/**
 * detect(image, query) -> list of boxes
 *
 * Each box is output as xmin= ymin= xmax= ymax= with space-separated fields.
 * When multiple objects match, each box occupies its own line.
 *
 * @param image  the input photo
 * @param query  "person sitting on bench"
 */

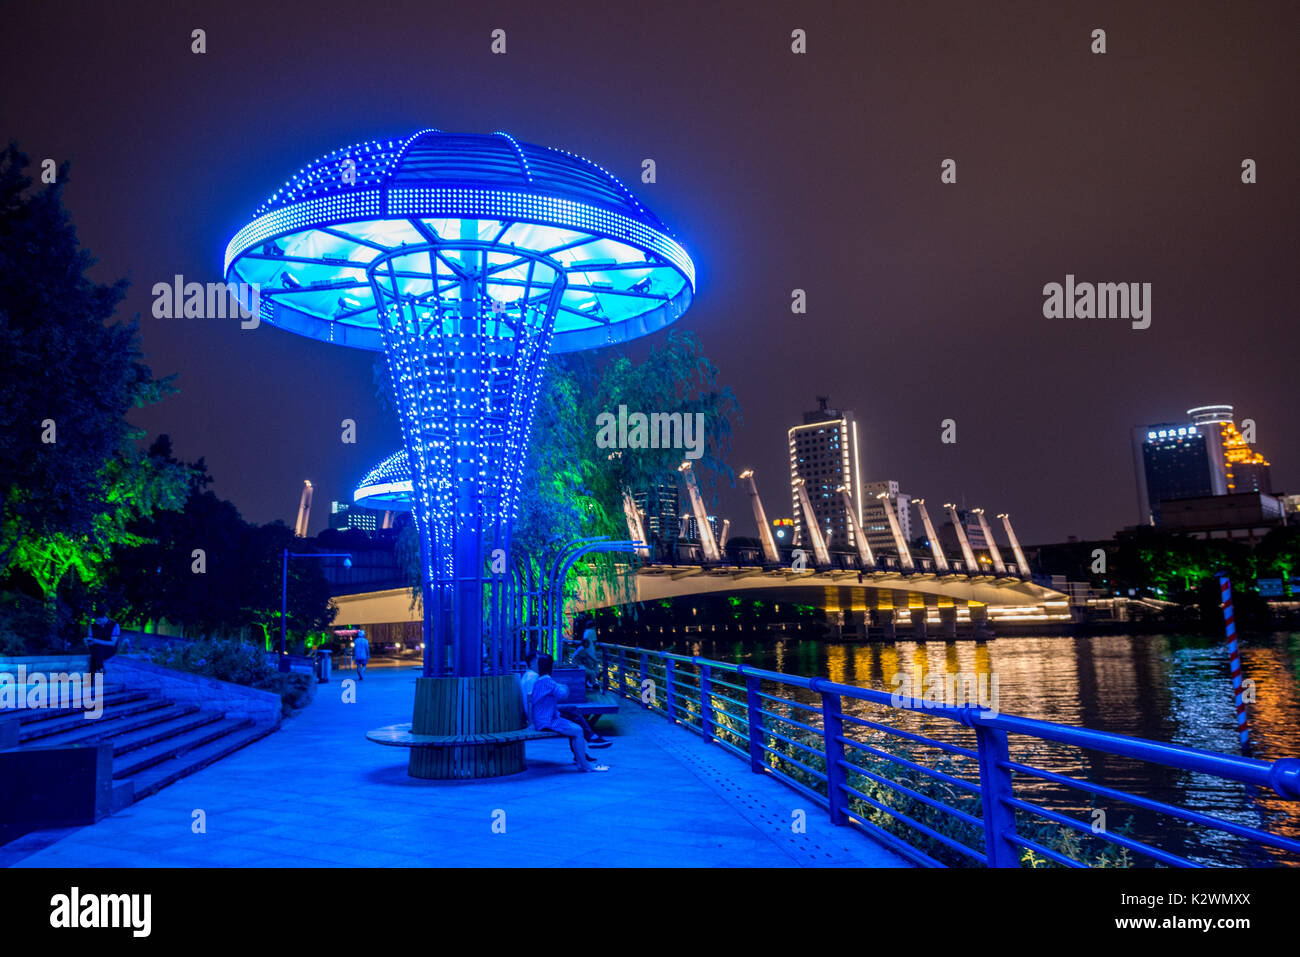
xmin=86 ymin=612 xmax=122 ymax=674
xmin=520 ymin=648 xmax=611 ymax=749
xmin=530 ymin=654 xmax=609 ymax=772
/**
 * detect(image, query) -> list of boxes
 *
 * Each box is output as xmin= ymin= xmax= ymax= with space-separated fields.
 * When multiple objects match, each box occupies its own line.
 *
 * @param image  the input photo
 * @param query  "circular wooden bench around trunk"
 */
xmin=366 ymin=675 xmax=548 ymax=779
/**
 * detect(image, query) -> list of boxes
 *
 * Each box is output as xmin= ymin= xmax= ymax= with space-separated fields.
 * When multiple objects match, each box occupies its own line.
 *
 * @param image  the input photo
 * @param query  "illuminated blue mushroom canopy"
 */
xmin=226 ymin=130 xmax=696 ymax=679
xmin=354 ymin=451 xmax=412 ymax=511
xmin=224 ymin=130 xmax=695 ymax=352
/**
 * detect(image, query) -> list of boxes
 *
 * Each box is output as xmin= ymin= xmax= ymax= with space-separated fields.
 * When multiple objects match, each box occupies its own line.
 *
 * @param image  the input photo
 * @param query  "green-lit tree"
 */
xmin=1257 ymin=526 xmax=1300 ymax=598
xmin=6 ymin=436 xmax=191 ymax=633
xmin=516 ymin=331 xmax=741 ymax=621
xmin=0 ymin=144 xmax=188 ymax=641
xmin=383 ymin=332 xmax=742 ymax=635
xmin=107 ymin=444 xmax=336 ymax=644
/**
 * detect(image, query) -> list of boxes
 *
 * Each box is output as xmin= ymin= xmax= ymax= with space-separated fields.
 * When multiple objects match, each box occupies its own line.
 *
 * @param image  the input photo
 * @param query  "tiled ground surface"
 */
xmin=3 ymin=665 xmax=906 ymax=868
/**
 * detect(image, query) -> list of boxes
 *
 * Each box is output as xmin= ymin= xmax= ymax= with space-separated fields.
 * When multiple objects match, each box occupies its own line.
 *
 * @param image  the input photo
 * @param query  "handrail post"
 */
xmin=975 ymin=724 xmax=1020 ymax=867
xmin=699 ymin=663 xmax=714 ymax=739
xmin=617 ymin=647 xmax=628 ymax=697
xmin=665 ymin=658 xmax=677 ymax=722
xmin=819 ymin=690 xmax=847 ymax=825
xmin=639 ymin=652 xmax=649 ymax=708
xmin=600 ymin=645 xmax=609 ymax=694
xmin=744 ymin=673 xmax=765 ymax=772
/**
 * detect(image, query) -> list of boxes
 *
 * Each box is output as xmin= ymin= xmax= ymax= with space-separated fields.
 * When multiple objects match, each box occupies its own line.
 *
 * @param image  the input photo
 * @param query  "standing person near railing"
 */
xmin=530 ymin=654 xmax=609 ymax=772
xmin=570 ymin=621 xmax=602 ymax=690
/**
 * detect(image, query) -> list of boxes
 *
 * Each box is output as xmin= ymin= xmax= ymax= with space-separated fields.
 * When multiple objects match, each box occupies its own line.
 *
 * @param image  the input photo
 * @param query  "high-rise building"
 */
xmin=1133 ymin=405 xmax=1273 ymax=526
xmin=328 ymin=500 xmax=381 ymax=534
xmin=632 ymin=480 xmax=680 ymax=546
xmin=938 ymin=507 xmax=986 ymax=554
xmin=788 ymin=396 xmax=864 ymax=550
xmin=861 ymin=479 xmax=912 ymax=556
xmin=683 ymin=514 xmax=721 ymax=542
xmin=1189 ymin=405 xmax=1273 ymax=495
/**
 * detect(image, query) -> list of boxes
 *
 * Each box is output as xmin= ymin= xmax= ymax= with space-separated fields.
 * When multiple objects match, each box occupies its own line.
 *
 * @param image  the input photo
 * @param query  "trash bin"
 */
xmin=316 ymin=649 xmax=332 ymax=684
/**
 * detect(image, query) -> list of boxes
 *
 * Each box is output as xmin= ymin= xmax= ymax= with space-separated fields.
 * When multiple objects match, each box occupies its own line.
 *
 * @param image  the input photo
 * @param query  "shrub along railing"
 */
xmin=595 ymin=642 xmax=1300 ymax=868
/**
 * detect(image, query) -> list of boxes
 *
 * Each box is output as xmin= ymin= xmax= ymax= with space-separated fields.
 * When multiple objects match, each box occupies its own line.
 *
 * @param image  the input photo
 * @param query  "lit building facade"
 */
xmin=683 ymin=514 xmax=721 ymax=542
xmin=632 ymin=480 xmax=680 ymax=550
xmin=328 ymin=500 xmax=382 ymax=534
xmin=1133 ymin=405 xmax=1273 ymax=526
xmin=862 ymin=479 xmax=912 ymax=556
xmin=788 ymin=397 xmax=864 ymax=551
xmin=939 ymin=507 xmax=986 ymax=554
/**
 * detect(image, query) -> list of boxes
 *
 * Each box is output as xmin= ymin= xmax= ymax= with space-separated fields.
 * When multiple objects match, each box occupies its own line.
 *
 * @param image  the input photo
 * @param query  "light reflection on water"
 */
xmin=642 ymin=631 xmax=1300 ymax=866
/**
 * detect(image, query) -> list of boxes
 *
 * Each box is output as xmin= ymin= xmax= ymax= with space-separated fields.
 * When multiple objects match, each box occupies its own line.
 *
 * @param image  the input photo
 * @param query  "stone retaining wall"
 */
xmin=103 ymin=657 xmax=281 ymax=728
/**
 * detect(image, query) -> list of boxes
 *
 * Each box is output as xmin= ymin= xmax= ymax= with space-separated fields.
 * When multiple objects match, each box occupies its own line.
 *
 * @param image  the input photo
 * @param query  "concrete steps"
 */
xmin=20 ymin=702 xmax=196 ymax=749
xmin=12 ymin=689 xmax=150 ymax=738
xmin=122 ymin=723 xmax=276 ymax=802
xmin=6 ymin=674 xmax=276 ymax=820
xmin=17 ymin=693 xmax=170 ymax=743
xmin=113 ymin=717 xmax=256 ymax=778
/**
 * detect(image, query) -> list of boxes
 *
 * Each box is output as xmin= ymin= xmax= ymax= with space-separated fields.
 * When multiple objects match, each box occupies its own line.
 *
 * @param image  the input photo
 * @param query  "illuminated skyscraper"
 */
xmin=788 ymin=397 xmax=864 ymax=550
xmin=1132 ymin=405 xmax=1272 ymax=526
xmin=1189 ymin=405 xmax=1272 ymax=495
xmin=632 ymin=480 xmax=680 ymax=550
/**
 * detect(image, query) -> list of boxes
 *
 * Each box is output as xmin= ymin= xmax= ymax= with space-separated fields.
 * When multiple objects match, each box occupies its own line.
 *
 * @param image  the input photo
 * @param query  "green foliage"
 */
xmin=105 ymin=448 xmax=336 ymax=641
xmin=6 ymin=435 xmax=191 ymax=604
xmin=0 ymin=144 xmax=190 ymax=641
xmin=1114 ymin=528 xmax=1255 ymax=598
xmin=148 ymin=637 xmax=317 ymax=716
xmin=0 ymin=143 xmax=177 ymax=575
xmin=379 ymin=324 xmax=742 ymax=620
xmin=0 ymin=592 xmax=50 ymax=655
xmin=150 ymin=637 xmax=274 ymax=687
xmin=1257 ymin=526 xmax=1300 ymax=596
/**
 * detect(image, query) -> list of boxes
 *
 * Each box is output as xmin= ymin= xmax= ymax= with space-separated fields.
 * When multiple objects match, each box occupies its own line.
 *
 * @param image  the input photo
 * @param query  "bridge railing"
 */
xmin=663 ymin=544 xmax=1031 ymax=581
xmin=595 ymin=642 xmax=1300 ymax=868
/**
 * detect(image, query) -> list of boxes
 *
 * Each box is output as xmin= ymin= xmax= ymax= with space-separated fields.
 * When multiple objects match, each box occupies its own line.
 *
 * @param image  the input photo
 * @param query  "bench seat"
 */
xmin=367 ymin=723 xmax=561 ymax=748
xmin=565 ymin=692 xmax=618 ymax=716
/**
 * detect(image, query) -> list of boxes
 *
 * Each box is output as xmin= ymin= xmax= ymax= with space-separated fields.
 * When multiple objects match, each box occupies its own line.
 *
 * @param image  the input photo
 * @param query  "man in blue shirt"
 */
xmin=530 ymin=654 xmax=608 ymax=772
xmin=520 ymin=648 xmax=610 ymax=748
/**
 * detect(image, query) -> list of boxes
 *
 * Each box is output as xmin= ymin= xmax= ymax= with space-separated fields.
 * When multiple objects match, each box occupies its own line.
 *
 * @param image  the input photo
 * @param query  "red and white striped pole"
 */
xmin=1215 ymin=572 xmax=1250 ymax=755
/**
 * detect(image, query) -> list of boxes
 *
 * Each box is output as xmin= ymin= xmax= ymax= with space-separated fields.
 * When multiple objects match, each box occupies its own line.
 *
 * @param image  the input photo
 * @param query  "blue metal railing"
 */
xmin=593 ymin=641 xmax=1300 ymax=868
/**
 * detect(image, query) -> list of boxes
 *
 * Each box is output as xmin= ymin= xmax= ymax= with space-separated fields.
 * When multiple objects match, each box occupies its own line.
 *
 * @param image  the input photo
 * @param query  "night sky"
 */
xmin=3 ymin=1 xmax=1295 ymax=544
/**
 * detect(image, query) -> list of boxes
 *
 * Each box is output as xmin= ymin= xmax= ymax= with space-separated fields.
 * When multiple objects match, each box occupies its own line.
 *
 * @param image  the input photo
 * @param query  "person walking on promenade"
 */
xmin=353 ymin=629 xmax=370 ymax=680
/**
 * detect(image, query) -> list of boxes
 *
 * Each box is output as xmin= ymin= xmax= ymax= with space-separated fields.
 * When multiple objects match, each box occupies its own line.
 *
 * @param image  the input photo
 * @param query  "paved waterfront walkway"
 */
xmin=3 ymin=666 xmax=905 ymax=868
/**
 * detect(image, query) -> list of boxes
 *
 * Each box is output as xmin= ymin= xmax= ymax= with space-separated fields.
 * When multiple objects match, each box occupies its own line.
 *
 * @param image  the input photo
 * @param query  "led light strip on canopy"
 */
xmin=354 ymin=451 xmax=413 ymax=511
xmin=226 ymin=130 xmax=697 ymax=678
xmin=224 ymin=130 xmax=695 ymax=354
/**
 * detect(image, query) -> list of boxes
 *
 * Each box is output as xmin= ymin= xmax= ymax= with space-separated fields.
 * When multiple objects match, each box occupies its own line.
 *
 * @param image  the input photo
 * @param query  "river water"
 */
xmin=625 ymin=630 xmax=1300 ymax=866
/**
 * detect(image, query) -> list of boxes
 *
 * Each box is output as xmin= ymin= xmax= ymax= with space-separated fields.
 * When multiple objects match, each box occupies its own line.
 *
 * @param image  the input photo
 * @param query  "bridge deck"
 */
xmin=2 ymin=665 xmax=907 ymax=868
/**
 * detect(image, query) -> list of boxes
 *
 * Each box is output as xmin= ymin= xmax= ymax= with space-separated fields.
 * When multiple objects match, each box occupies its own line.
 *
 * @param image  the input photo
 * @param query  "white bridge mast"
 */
xmin=912 ymin=499 xmax=949 ymax=573
xmin=679 ymin=462 xmax=721 ymax=563
xmin=741 ymin=469 xmax=781 ymax=564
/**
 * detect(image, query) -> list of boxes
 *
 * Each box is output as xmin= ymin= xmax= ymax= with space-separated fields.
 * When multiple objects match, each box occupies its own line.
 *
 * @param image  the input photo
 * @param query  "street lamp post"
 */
xmin=280 ymin=550 xmax=352 ymax=673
